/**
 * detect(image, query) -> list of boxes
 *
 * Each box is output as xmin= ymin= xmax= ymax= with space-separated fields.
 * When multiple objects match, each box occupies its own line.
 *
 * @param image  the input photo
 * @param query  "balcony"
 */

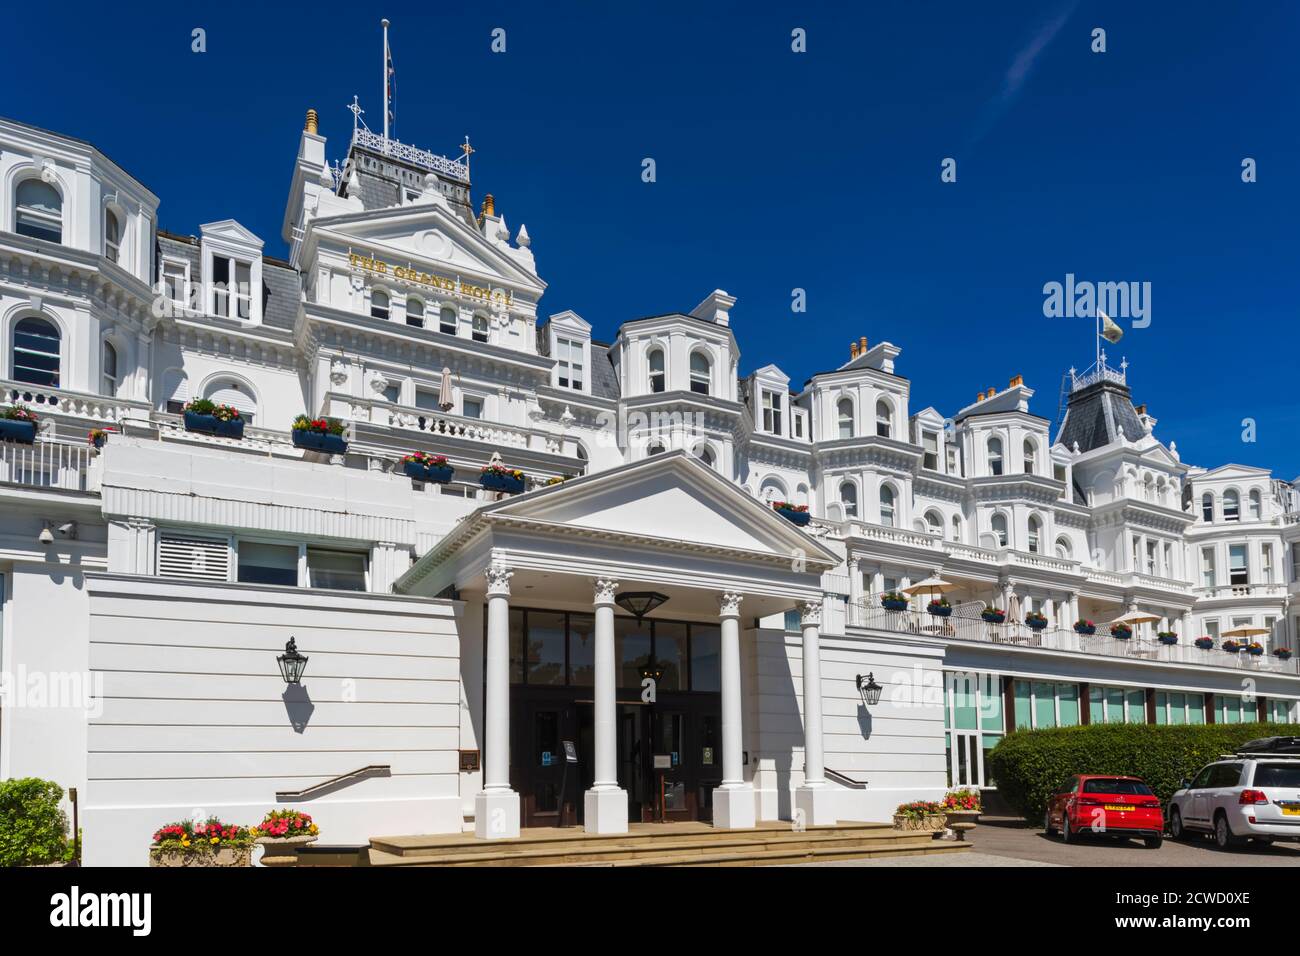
xmin=2 ymin=378 xmax=152 ymax=426
xmin=1194 ymin=583 xmax=1287 ymax=601
xmin=0 ymin=438 xmax=97 ymax=493
xmin=854 ymin=603 xmax=1299 ymax=675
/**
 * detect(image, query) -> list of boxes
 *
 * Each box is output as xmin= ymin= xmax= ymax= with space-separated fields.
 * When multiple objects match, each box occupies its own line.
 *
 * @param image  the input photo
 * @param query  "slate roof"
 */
xmin=1055 ymin=379 xmax=1146 ymax=453
xmin=589 ymin=342 xmax=620 ymax=400
xmin=155 ymin=231 xmax=300 ymax=332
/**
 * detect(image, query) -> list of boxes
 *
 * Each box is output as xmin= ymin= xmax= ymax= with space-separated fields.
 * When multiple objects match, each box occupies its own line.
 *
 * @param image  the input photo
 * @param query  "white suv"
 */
xmin=1168 ymin=738 xmax=1300 ymax=849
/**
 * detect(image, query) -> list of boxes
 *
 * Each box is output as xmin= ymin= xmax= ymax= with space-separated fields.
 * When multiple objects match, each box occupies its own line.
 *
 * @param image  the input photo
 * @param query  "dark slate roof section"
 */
xmin=590 ymin=343 xmax=620 ymax=400
xmin=156 ymin=232 xmax=200 ymax=278
xmin=261 ymin=260 xmax=301 ymax=332
xmin=1056 ymin=379 xmax=1146 ymax=453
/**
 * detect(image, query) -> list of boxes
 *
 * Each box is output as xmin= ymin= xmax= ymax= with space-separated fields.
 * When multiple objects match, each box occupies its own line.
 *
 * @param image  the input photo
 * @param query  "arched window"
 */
xmin=646 ymin=440 xmax=666 ymax=456
xmin=203 ymin=378 xmax=257 ymax=424
xmin=759 ymin=477 xmax=788 ymax=502
xmin=1201 ymin=492 xmax=1214 ymax=522
xmin=1223 ymin=489 xmax=1240 ymax=522
xmin=839 ymin=480 xmax=858 ymax=518
xmin=988 ymin=437 xmax=1004 ymax=476
xmin=370 ymin=289 xmax=390 ymax=320
xmin=472 ymin=313 xmax=489 ymax=342
xmin=1248 ymin=489 xmax=1262 ymax=520
xmin=951 ymin=514 xmax=962 ymax=542
xmin=837 ymin=398 xmax=854 ymax=439
xmin=689 ymin=351 xmax=711 ymax=395
xmin=1023 ymin=438 xmax=1036 ymax=474
xmin=924 ymin=510 xmax=943 ymax=536
xmin=104 ymin=209 xmax=121 ymax=263
xmin=647 ymin=348 xmax=665 ymax=393
xmin=1027 ymin=515 xmax=1041 ymax=553
xmin=102 ymin=340 xmax=119 ymax=396
xmin=12 ymin=316 xmax=61 ymax=387
xmin=875 ymin=399 xmax=892 ymax=438
xmin=879 ymin=484 xmax=896 ymax=526
xmin=15 ymin=179 xmax=62 ymax=243
xmin=439 ymin=306 xmax=457 ymax=335
xmin=1055 ymin=536 xmax=1072 ymax=560
xmin=696 ymin=445 xmax=716 ymax=468
xmin=406 ymin=297 xmax=424 ymax=328
xmin=991 ymin=512 xmax=1008 ymax=548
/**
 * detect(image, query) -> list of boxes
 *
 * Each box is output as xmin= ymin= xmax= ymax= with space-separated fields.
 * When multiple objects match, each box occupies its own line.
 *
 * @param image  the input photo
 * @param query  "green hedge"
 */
xmin=986 ymin=722 xmax=1294 ymax=823
xmin=0 ymin=777 xmax=71 ymax=867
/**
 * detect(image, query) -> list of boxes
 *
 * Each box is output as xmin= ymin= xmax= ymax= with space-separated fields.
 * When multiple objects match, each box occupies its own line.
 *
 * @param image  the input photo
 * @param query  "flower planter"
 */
xmin=480 ymin=472 xmax=525 ymax=494
xmin=1025 ymin=618 xmax=1048 ymax=632
xmin=1222 ymin=643 xmax=1242 ymax=654
xmin=927 ymin=604 xmax=952 ymax=618
xmin=1275 ymin=650 xmax=1293 ymax=661
xmin=292 ymin=429 xmax=348 ymax=454
xmin=404 ymin=461 xmax=455 ymax=484
xmin=149 ymin=845 xmax=252 ymax=868
xmin=774 ymin=506 xmax=811 ymax=527
xmin=1158 ymin=635 xmax=1179 ymax=646
xmin=255 ymin=834 xmax=317 ymax=867
xmin=1195 ymin=639 xmax=1214 ymax=650
xmin=184 ymin=411 xmax=244 ymax=439
xmin=91 ymin=434 xmax=107 ymax=449
xmin=981 ymin=611 xmax=1006 ymax=624
xmin=893 ymin=813 xmax=946 ymax=832
xmin=1111 ymin=629 xmax=1133 ymax=641
xmin=1247 ymin=646 xmax=1264 ymax=656
xmin=0 ymin=419 xmax=36 ymax=444
xmin=943 ymin=809 xmax=980 ymax=841
xmin=881 ymin=599 xmax=909 ymax=612
xmin=1074 ymin=624 xmax=1096 ymax=636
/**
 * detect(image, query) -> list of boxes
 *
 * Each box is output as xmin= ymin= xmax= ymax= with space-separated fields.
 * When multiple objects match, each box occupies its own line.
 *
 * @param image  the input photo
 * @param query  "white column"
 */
xmin=712 ymin=590 xmax=755 ymax=829
xmin=847 ymin=556 xmax=863 ymax=627
xmin=794 ymin=597 xmax=836 ymax=826
xmin=584 ymin=577 xmax=628 ymax=834
xmin=475 ymin=552 xmax=520 ymax=839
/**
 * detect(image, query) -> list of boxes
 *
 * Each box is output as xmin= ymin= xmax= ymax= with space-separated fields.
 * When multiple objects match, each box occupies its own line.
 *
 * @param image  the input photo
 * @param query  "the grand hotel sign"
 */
xmin=348 ymin=248 xmax=513 ymax=310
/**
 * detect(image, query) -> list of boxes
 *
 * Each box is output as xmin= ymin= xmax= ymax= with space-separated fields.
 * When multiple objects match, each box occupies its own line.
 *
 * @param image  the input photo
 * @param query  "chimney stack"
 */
xmin=986 ymin=387 xmax=997 ymax=399
xmin=304 ymin=109 xmax=319 ymax=134
xmin=481 ymin=194 xmax=495 ymax=217
xmin=1135 ymin=403 xmax=1147 ymax=416
xmin=1009 ymin=374 xmax=1024 ymax=388
xmin=850 ymin=341 xmax=859 ymax=359
xmin=859 ymin=336 xmax=868 ymax=353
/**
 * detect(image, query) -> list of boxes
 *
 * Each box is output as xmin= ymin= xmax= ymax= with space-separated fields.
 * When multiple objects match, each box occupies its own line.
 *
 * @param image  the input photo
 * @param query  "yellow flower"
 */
xmin=181 ymin=838 xmax=191 ymax=847
xmin=310 ymin=824 xmax=319 ymax=834
xmin=211 ymin=837 xmax=219 ymax=844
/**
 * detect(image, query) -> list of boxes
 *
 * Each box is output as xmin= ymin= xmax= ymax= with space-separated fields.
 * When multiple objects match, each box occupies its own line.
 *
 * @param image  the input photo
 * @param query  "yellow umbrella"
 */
xmin=1222 ymin=626 xmax=1271 ymax=639
xmin=1106 ymin=610 xmax=1162 ymax=627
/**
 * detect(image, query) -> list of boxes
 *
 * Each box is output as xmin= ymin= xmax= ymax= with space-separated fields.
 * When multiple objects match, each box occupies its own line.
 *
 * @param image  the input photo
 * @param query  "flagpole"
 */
xmin=1096 ymin=307 xmax=1101 ymax=372
xmin=382 ymin=18 xmax=390 ymax=140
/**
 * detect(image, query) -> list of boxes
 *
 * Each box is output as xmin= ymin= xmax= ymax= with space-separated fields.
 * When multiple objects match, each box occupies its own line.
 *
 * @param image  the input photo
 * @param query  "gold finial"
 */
xmin=305 ymin=109 xmax=319 ymax=134
xmin=482 ymin=194 xmax=495 ymax=217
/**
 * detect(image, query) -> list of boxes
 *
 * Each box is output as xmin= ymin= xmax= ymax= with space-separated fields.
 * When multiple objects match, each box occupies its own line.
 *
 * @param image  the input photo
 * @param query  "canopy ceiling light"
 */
xmin=277 ymin=637 xmax=309 ymax=685
xmin=856 ymin=672 xmax=883 ymax=708
xmin=614 ymin=591 xmax=669 ymax=620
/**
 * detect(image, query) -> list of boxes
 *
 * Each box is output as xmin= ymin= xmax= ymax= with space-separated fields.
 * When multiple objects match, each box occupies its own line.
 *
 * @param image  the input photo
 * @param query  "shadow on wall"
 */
xmin=282 ymin=683 xmax=315 ymax=733
xmin=856 ymin=704 xmax=873 ymax=739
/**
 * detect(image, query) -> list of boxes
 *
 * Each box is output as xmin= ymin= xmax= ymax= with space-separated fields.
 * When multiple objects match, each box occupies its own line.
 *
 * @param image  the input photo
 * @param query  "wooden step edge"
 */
xmin=589 ymin=842 xmax=975 ymax=868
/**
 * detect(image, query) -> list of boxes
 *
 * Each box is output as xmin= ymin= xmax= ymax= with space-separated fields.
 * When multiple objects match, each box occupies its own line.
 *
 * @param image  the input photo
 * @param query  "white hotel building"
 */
xmin=1 ymin=109 xmax=1298 ymax=865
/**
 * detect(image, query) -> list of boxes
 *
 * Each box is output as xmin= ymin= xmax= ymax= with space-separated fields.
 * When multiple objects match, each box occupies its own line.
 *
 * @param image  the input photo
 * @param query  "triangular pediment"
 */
xmin=1197 ymin=463 xmax=1271 ymax=481
xmin=200 ymin=219 xmax=263 ymax=249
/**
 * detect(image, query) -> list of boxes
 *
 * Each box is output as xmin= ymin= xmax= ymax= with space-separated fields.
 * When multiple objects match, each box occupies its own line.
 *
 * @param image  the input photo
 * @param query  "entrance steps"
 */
xmin=365 ymin=820 xmax=970 ymax=867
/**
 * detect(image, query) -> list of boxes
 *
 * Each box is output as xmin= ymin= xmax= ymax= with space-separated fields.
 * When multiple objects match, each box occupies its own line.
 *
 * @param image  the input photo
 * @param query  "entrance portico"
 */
xmin=395 ymin=451 xmax=841 ymax=839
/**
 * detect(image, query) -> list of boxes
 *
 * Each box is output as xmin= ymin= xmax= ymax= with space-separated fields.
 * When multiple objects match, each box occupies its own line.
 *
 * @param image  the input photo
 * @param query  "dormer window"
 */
xmin=212 ymin=255 xmax=253 ymax=319
xmin=761 ymin=390 xmax=782 ymax=434
xmin=15 ymin=179 xmax=62 ymax=244
xmin=648 ymin=348 xmax=665 ymax=393
xmin=922 ymin=431 xmax=939 ymax=470
xmin=988 ymin=437 xmax=1004 ymax=476
xmin=104 ymin=209 xmax=121 ymax=263
xmin=792 ymin=411 xmax=805 ymax=439
xmin=689 ymin=351 xmax=711 ymax=395
xmin=370 ymin=289 xmax=390 ymax=320
xmin=406 ymin=297 xmax=424 ymax=327
xmin=875 ymin=399 xmax=892 ymax=438
xmin=556 ymin=336 xmax=584 ymax=390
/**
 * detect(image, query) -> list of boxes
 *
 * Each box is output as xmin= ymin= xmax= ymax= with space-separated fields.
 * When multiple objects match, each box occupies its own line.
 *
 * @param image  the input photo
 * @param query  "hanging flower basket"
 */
xmin=772 ymin=501 xmax=811 ymax=526
xmin=402 ymin=452 xmax=453 ymax=483
xmin=0 ymin=404 xmax=38 ymax=444
xmin=1110 ymin=624 xmax=1133 ymax=641
xmin=1246 ymin=642 xmax=1265 ymax=656
xmin=1275 ymin=648 xmax=1293 ymax=661
xmin=480 ymin=464 xmax=525 ymax=494
xmin=980 ymin=607 xmax=1006 ymax=624
xmin=291 ymin=415 xmax=348 ymax=454
xmin=880 ymin=592 xmax=909 ymax=612
xmin=1157 ymin=632 xmax=1179 ymax=646
xmin=1194 ymin=637 xmax=1215 ymax=650
xmin=1025 ymin=612 xmax=1049 ymax=631
xmin=1222 ymin=640 xmax=1242 ymax=653
xmin=927 ymin=599 xmax=952 ymax=617
xmin=87 ymin=427 xmax=113 ymax=449
xmin=1074 ymin=620 xmax=1096 ymax=636
xmin=182 ymin=399 xmax=244 ymax=439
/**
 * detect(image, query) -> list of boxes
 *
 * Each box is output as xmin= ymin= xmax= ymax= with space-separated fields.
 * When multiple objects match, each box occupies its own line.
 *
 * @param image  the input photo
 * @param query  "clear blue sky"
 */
xmin=5 ymin=1 xmax=1297 ymax=475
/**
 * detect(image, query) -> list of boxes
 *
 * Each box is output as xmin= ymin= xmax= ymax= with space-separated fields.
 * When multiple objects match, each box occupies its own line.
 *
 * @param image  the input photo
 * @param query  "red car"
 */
xmin=1043 ymin=774 xmax=1164 ymax=848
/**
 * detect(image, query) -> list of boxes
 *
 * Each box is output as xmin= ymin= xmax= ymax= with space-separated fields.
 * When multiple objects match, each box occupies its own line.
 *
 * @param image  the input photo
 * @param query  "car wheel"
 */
xmin=1169 ymin=807 xmax=1185 ymax=840
xmin=1044 ymin=808 xmax=1057 ymax=836
xmin=1144 ymin=835 xmax=1163 ymax=849
xmin=1061 ymin=815 xmax=1074 ymax=844
xmin=1213 ymin=813 xmax=1244 ymax=850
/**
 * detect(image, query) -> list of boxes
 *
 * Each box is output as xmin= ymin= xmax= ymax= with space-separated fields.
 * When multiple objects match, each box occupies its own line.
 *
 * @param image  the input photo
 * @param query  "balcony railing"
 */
xmin=1195 ymin=583 xmax=1287 ymax=600
xmin=854 ymin=602 xmax=1299 ymax=675
xmin=0 ymin=439 xmax=96 ymax=493
xmin=2 ymin=379 xmax=152 ymax=424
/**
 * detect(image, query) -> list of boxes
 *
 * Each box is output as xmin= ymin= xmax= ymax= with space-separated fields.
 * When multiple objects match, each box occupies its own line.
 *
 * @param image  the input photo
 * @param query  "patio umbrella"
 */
xmin=1106 ymin=610 xmax=1162 ymax=627
xmin=1006 ymin=593 xmax=1022 ymax=623
xmin=437 ymin=367 xmax=455 ymax=410
xmin=902 ymin=575 xmax=958 ymax=606
xmin=1221 ymin=626 xmax=1271 ymax=639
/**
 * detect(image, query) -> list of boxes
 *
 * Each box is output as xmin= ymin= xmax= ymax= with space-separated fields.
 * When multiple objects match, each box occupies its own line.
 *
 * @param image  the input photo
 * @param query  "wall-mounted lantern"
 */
xmin=856 ymin=672 xmax=883 ymax=708
xmin=277 ymin=637 xmax=309 ymax=685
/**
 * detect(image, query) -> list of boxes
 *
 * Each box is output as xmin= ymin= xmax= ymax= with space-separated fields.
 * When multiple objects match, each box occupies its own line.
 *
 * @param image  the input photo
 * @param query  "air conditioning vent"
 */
xmin=158 ymin=531 xmax=230 ymax=582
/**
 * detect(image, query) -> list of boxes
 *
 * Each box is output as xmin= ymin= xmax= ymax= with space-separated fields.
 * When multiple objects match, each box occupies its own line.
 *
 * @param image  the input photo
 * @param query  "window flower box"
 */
xmin=1194 ymin=637 xmax=1215 ymax=650
xmin=1110 ymin=624 xmax=1133 ymax=640
xmin=1222 ymin=640 xmax=1242 ymax=653
xmin=0 ymin=405 xmax=38 ymax=444
xmin=1074 ymin=620 xmax=1096 ymax=636
xmin=182 ymin=399 xmax=244 ymax=439
xmin=1157 ymin=632 xmax=1179 ymax=646
xmin=401 ymin=452 xmax=453 ymax=484
xmin=927 ymin=599 xmax=952 ymax=617
xmin=1274 ymin=648 xmax=1293 ymax=661
xmin=480 ymin=464 xmax=526 ymax=494
xmin=149 ymin=818 xmax=255 ymax=868
xmin=980 ymin=607 xmax=1006 ymax=624
xmin=771 ymin=501 xmax=811 ymax=526
xmin=1025 ymin=612 xmax=1048 ymax=631
xmin=880 ymin=592 xmax=909 ymax=612
xmin=1246 ymin=642 xmax=1265 ymax=656
xmin=291 ymin=415 xmax=347 ymax=454
xmin=87 ymin=427 xmax=112 ymax=449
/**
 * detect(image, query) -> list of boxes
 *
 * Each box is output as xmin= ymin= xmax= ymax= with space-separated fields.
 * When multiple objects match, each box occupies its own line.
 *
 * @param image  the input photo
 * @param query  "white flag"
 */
xmin=1099 ymin=309 xmax=1123 ymax=344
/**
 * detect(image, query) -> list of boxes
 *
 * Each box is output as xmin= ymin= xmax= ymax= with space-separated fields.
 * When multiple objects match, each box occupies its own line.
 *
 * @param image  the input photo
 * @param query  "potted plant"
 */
xmin=927 ymin=597 xmax=952 ymax=617
xmin=1110 ymin=623 xmax=1133 ymax=641
xmin=1274 ymin=647 xmax=1293 ymax=661
xmin=182 ymin=398 xmax=244 ymax=439
xmin=1194 ymin=637 xmax=1215 ymax=650
xmin=1246 ymin=641 xmax=1265 ymax=656
xmin=401 ymin=451 xmax=453 ymax=483
xmin=1024 ymin=611 xmax=1049 ymax=631
xmin=980 ymin=605 xmax=1006 ymax=624
xmin=880 ymin=591 xmax=909 ymax=612
xmin=88 ymin=427 xmax=113 ymax=449
xmin=291 ymin=414 xmax=347 ymax=454
xmin=1222 ymin=639 xmax=1242 ymax=653
xmin=1157 ymin=631 xmax=1179 ymax=646
xmin=0 ymin=404 xmax=38 ymax=444
xmin=480 ymin=463 xmax=526 ymax=494
xmin=253 ymin=809 xmax=319 ymax=867
xmin=893 ymin=800 xmax=946 ymax=832
xmin=771 ymin=500 xmax=811 ymax=527
xmin=1073 ymin=619 xmax=1096 ymax=636
xmin=940 ymin=788 xmax=982 ymax=841
xmin=149 ymin=817 xmax=255 ymax=867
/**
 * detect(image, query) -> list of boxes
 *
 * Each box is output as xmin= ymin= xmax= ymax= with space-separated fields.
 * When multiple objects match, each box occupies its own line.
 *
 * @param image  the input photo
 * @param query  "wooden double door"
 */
xmin=511 ymin=687 xmax=723 ymax=829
